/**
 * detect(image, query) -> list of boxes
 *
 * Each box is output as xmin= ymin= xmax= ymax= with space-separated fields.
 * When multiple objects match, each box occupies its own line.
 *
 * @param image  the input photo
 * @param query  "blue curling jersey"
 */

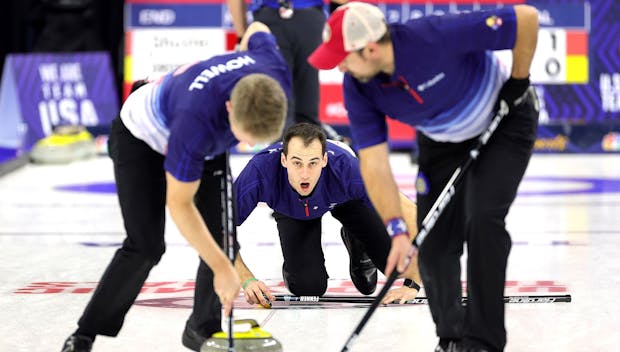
xmin=120 ymin=32 xmax=292 ymax=182
xmin=234 ymin=140 xmax=374 ymax=224
xmin=344 ymin=7 xmax=517 ymax=148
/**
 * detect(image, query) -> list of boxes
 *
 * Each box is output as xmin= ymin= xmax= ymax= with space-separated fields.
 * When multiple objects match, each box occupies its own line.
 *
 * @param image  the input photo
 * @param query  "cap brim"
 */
xmin=308 ymin=44 xmax=348 ymax=70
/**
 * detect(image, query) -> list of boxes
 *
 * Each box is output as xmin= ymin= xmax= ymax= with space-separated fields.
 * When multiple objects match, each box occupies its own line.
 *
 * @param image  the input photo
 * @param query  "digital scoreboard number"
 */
xmin=497 ymin=28 xmax=589 ymax=85
xmin=495 ymin=2 xmax=590 ymax=85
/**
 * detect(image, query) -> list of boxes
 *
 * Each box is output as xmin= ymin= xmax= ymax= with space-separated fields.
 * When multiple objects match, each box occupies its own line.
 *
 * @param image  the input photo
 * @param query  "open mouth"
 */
xmin=300 ymin=182 xmax=310 ymax=191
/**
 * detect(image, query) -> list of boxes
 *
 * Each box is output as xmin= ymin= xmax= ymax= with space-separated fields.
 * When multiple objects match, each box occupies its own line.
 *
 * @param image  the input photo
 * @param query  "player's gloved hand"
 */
xmin=242 ymin=278 xmax=274 ymax=308
xmin=496 ymin=76 xmax=530 ymax=112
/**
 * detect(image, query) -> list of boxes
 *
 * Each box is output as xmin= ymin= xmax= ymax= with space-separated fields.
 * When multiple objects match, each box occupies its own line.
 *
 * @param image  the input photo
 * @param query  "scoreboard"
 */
xmin=495 ymin=2 xmax=589 ymax=84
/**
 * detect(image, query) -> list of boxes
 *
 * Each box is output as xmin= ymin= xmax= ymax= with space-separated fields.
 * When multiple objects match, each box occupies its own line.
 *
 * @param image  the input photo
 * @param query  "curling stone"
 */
xmin=201 ymin=319 xmax=283 ymax=352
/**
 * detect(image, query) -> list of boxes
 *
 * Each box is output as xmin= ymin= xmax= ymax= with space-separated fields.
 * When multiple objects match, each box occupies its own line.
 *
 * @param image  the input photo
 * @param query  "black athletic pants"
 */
xmin=416 ymin=89 xmax=539 ymax=351
xmin=253 ymin=6 xmax=324 ymax=130
xmin=273 ymin=200 xmax=391 ymax=296
xmin=77 ymin=117 xmax=227 ymax=338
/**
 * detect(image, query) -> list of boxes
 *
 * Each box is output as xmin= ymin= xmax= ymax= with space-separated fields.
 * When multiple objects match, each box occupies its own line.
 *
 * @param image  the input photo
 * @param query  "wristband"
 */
xmin=403 ymin=279 xmax=420 ymax=291
xmin=242 ymin=277 xmax=257 ymax=290
xmin=385 ymin=217 xmax=408 ymax=238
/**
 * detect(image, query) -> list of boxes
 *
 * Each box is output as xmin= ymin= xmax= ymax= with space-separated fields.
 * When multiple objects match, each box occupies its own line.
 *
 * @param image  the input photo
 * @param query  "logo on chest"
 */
xmin=417 ymin=72 xmax=445 ymax=92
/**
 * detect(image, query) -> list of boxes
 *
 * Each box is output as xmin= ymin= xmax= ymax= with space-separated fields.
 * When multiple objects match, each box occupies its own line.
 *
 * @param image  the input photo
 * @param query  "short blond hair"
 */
xmin=230 ymin=73 xmax=287 ymax=142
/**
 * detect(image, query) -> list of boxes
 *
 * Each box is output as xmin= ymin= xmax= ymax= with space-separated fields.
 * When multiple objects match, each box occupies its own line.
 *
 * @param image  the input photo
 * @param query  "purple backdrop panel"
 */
xmin=7 ymin=52 xmax=119 ymax=148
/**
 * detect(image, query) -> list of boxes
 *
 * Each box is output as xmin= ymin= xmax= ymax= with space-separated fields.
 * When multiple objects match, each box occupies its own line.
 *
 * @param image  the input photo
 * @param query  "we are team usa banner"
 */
xmin=123 ymin=0 xmax=620 ymax=152
xmin=0 ymin=52 xmax=119 ymax=150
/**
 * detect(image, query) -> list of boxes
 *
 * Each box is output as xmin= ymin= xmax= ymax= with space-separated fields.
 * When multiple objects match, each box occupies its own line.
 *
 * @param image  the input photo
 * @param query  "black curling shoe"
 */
xmin=340 ymin=227 xmax=377 ymax=295
xmin=60 ymin=334 xmax=93 ymax=352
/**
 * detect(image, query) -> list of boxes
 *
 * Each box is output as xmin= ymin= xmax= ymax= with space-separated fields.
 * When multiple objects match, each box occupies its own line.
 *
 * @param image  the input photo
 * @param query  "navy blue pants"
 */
xmin=253 ymin=6 xmax=325 ymax=130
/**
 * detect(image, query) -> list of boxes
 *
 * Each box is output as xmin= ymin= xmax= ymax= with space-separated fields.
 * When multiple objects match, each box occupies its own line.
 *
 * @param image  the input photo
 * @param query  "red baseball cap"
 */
xmin=308 ymin=2 xmax=387 ymax=70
